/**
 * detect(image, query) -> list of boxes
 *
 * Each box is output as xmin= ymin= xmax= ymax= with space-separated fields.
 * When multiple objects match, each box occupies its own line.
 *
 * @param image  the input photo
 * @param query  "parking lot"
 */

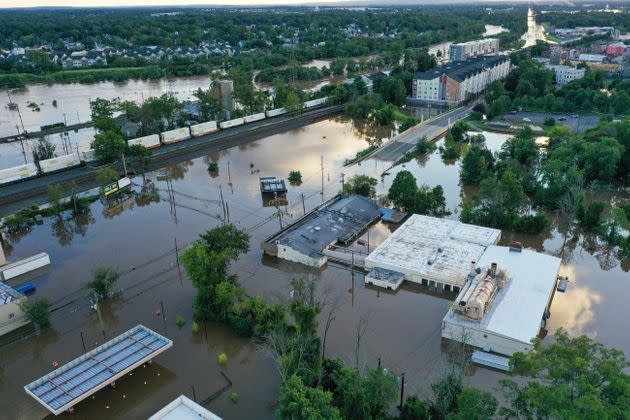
xmin=503 ymin=111 xmax=601 ymax=133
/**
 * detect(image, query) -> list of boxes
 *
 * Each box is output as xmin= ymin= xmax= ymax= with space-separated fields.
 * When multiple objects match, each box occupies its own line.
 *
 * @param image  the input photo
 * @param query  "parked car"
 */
xmin=522 ymin=117 xmax=532 ymax=122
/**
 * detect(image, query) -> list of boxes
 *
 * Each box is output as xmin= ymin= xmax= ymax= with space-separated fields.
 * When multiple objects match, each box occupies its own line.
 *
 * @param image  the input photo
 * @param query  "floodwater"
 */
xmin=1 ymin=117 xmax=628 ymax=419
xmin=0 ymin=76 xmax=213 ymax=138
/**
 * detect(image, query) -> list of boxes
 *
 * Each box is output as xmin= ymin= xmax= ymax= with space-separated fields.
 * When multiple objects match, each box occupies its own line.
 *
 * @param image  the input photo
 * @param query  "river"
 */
xmin=0 ymin=115 xmax=628 ymax=418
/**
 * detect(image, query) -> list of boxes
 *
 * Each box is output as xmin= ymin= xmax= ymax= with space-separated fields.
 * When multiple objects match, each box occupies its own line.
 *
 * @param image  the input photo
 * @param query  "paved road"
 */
xmin=503 ymin=111 xmax=600 ymax=133
xmin=369 ymin=105 xmax=473 ymax=161
xmin=0 ymin=105 xmax=343 ymax=217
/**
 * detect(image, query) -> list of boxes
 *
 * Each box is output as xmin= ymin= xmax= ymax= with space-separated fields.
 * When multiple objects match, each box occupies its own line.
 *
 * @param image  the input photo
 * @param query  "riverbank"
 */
xmin=0 ymin=67 xmax=154 ymax=88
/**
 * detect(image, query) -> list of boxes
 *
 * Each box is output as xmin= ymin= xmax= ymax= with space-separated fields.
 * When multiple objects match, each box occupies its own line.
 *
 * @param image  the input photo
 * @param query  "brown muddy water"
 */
xmin=0 ymin=116 xmax=628 ymax=419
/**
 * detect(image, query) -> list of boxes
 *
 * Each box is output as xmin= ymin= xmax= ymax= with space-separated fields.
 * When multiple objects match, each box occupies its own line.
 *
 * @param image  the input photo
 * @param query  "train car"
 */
xmin=39 ymin=153 xmax=83 ymax=174
xmin=304 ymin=97 xmax=328 ymax=109
xmin=266 ymin=108 xmax=287 ymax=118
xmin=219 ymin=118 xmax=245 ymax=129
xmin=243 ymin=112 xmax=266 ymax=124
xmin=128 ymin=134 xmax=161 ymax=149
xmin=160 ymin=127 xmax=191 ymax=144
xmin=190 ymin=121 xmax=219 ymax=137
xmin=81 ymin=149 xmax=96 ymax=163
xmin=0 ymin=163 xmax=39 ymax=186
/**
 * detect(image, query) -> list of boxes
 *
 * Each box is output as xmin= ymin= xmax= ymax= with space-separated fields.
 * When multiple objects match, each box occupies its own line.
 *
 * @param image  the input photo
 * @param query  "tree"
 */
xmin=388 ymin=170 xmax=417 ymax=210
xmin=500 ymin=329 xmax=630 ymax=419
xmin=126 ymin=144 xmax=151 ymax=174
xmin=194 ymin=86 xmax=222 ymax=121
xmin=374 ymin=76 xmax=407 ymax=106
xmin=400 ymin=395 xmax=429 ymax=420
xmin=92 ymin=130 xmax=126 ymax=163
xmin=451 ymin=387 xmax=497 ymax=420
xmin=577 ymin=201 xmax=606 ymax=231
xmin=580 ymin=137 xmax=623 ymax=182
xmin=284 ymin=91 xmax=304 ymax=116
xmin=32 ymin=137 xmax=56 ymax=166
xmin=460 ymin=146 xmax=494 ymax=185
xmin=87 ymin=266 xmax=119 ymax=300
xmin=288 ymin=170 xmax=302 ymax=184
xmin=47 ymin=183 xmax=64 ymax=215
xmin=278 ymin=375 xmax=342 ymax=420
xmin=95 ymin=168 xmax=119 ymax=188
xmin=19 ymin=297 xmax=51 ymax=328
xmin=342 ymin=175 xmax=377 ymax=198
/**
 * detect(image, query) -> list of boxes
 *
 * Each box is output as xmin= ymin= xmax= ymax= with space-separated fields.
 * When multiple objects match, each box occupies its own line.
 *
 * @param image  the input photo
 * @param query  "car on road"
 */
xmin=558 ymin=117 xmax=567 ymax=121
xmin=570 ymin=114 xmax=579 ymax=118
xmin=522 ymin=117 xmax=532 ymax=122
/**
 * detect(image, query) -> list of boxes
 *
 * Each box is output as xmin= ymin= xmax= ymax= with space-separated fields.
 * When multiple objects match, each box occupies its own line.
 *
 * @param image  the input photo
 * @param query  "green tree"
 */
xmin=92 ymin=131 xmax=126 ymax=163
xmin=47 ymin=183 xmax=64 ymax=215
xmin=19 ymin=297 xmax=52 ymax=328
xmin=284 ymin=91 xmax=304 ymax=116
xmin=32 ymin=137 xmax=56 ymax=166
xmin=400 ymin=395 xmax=429 ymax=420
xmin=278 ymin=375 xmax=341 ymax=420
xmin=500 ymin=329 xmax=630 ymax=419
xmin=388 ymin=170 xmax=417 ymax=210
xmin=342 ymin=175 xmax=377 ymax=198
xmin=460 ymin=146 xmax=494 ymax=185
xmin=193 ymin=86 xmax=222 ymax=121
xmin=288 ymin=170 xmax=302 ymax=184
xmin=87 ymin=266 xmax=120 ymax=300
xmin=451 ymin=387 xmax=497 ymax=420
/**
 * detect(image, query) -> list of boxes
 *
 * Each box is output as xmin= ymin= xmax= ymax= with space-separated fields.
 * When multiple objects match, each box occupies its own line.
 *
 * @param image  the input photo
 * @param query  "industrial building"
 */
xmin=364 ymin=215 xmax=501 ymax=291
xmin=0 ymin=282 xmax=29 ymax=336
xmin=150 ymin=395 xmax=222 ymax=420
xmin=262 ymin=195 xmax=381 ymax=268
xmin=545 ymin=64 xmax=586 ymax=85
xmin=449 ymin=38 xmax=499 ymax=62
xmin=409 ymin=55 xmax=510 ymax=106
xmin=441 ymin=245 xmax=561 ymax=356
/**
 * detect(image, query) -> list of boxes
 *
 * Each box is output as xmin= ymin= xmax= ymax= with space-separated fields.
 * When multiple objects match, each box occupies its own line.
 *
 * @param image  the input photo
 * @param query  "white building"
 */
xmin=449 ymin=38 xmax=499 ymax=62
xmin=150 ymin=395 xmax=222 ymax=420
xmin=0 ymin=282 xmax=29 ymax=336
xmin=364 ymin=215 xmax=501 ymax=292
xmin=441 ymin=245 xmax=561 ymax=356
xmin=546 ymin=64 xmax=586 ymax=85
xmin=410 ymin=56 xmax=510 ymax=106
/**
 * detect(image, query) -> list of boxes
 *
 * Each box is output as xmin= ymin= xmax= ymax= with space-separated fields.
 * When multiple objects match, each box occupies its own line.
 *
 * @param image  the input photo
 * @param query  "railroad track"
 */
xmin=0 ymin=105 xmax=343 ymax=216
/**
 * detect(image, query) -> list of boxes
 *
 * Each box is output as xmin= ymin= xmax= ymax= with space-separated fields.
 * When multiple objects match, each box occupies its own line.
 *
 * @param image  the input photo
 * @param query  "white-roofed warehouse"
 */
xmin=441 ymin=245 xmax=561 ymax=356
xmin=364 ymin=215 xmax=501 ymax=291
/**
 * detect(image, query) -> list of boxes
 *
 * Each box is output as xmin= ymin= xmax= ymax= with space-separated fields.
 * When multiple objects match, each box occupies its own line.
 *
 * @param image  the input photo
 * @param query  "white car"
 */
xmin=522 ymin=117 xmax=532 ymax=122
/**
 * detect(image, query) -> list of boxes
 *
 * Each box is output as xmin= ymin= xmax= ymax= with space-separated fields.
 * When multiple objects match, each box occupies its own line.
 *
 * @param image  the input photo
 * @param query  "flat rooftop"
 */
xmin=443 ymin=245 xmax=561 ymax=345
xmin=0 ymin=281 xmax=23 ymax=306
xmin=267 ymin=194 xmax=381 ymax=259
xmin=149 ymin=395 xmax=222 ymax=420
xmin=365 ymin=215 xmax=501 ymax=286
xmin=24 ymin=325 xmax=172 ymax=416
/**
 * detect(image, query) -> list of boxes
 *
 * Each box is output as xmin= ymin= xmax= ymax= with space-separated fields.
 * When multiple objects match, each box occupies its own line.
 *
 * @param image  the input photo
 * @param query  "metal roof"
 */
xmin=24 ymin=325 xmax=172 ymax=416
xmin=260 ymin=177 xmax=288 ymax=193
xmin=413 ymin=55 xmax=508 ymax=82
xmin=0 ymin=281 xmax=23 ymax=306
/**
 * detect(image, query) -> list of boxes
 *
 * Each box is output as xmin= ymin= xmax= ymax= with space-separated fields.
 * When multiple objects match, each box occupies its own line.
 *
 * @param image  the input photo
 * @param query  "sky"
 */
xmin=1 ymin=0 xmax=350 ymax=7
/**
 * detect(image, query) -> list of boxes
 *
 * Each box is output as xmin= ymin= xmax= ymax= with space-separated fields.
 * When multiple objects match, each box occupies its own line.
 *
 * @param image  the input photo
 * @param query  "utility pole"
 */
xmin=219 ymin=185 xmax=226 ymax=222
xmin=301 ymin=193 xmax=306 ymax=215
xmin=227 ymin=161 xmax=232 ymax=186
xmin=398 ymin=373 xmax=405 ymax=410
xmin=226 ymin=202 xmax=230 ymax=224
xmin=320 ymin=155 xmax=324 ymax=198
xmin=278 ymin=210 xmax=283 ymax=229
xmin=121 ymin=153 xmax=128 ymax=177
xmin=93 ymin=292 xmax=105 ymax=339
xmin=341 ymin=172 xmax=345 ymax=192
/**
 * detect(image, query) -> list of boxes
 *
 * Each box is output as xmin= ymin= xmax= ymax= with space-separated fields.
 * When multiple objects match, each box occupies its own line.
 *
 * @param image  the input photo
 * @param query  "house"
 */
xmin=0 ymin=282 xmax=29 ymax=336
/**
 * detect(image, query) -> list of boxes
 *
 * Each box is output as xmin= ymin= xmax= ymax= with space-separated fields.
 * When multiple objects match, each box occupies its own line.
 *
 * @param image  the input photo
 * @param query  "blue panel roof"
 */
xmin=25 ymin=325 xmax=172 ymax=415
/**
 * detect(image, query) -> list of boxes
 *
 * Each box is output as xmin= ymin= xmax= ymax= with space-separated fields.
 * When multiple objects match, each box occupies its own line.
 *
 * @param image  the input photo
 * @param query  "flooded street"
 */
xmin=0 ymin=115 xmax=628 ymax=418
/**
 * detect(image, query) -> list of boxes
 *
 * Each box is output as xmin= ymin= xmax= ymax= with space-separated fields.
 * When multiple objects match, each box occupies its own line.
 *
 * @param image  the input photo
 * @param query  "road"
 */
xmin=368 ymin=105 xmax=473 ymax=161
xmin=503 ymin=111 xmax=600 ymax=133
xmin=0 ymin=105 xmax=343 ymax=216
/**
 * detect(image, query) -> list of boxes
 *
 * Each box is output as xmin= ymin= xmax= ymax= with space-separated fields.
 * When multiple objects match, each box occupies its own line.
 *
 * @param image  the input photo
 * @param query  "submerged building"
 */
xmin=262 ymin=195 xmax=381 ymax=268
xmin=442 ymin=245 xmax=561 ymax=356
xmin=0 ymin=282 xmax=29 ymax=336
xmin=364 ymin=215 xmax=501 ymax=292
xmin=409 ymin=55 xmax=510 ymax=106
xmin=364 ymin=214 xmax=562 ymax=357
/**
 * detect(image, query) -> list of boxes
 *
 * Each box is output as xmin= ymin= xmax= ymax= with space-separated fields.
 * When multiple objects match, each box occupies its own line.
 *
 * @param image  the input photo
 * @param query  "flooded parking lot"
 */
xmin=0 ymin=115 xmax=628 ymax=418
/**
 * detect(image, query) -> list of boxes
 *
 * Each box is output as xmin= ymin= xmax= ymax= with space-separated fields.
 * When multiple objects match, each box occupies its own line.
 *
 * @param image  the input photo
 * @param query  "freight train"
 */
xmin=0 ymin=98 xmax=328 ymax=187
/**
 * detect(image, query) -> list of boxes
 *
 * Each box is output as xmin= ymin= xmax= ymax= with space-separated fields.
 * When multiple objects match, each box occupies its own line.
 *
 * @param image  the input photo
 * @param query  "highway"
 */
xmin=368 ymin=105 xmax=473 ymax=162
xmin=0 ymin=105 xmax=343 ymax=216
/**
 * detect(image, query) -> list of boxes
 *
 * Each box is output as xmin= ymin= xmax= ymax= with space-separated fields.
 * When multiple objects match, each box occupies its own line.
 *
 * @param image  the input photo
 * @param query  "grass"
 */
xmin=343 ymin=144 xmax=378 ymax=166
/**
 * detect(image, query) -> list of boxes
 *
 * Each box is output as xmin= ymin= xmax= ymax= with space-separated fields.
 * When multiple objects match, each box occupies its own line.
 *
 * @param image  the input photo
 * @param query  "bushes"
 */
xmin=19 ymin=297 xmax=51 ymax=328
xmin=577 ymin=201 xmax=606 ymax=231
xmin=512 ymin=213 xmax=549 ymax=234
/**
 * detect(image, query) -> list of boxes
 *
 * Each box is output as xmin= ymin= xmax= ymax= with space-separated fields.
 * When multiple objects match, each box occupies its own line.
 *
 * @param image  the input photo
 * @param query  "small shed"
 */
xmin=260 ymin=177 xmax=287 ymax=193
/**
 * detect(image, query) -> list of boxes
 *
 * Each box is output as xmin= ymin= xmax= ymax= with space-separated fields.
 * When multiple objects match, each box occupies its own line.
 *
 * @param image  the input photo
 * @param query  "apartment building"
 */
xmin=449 ymin=38 xmax=499 ymax=62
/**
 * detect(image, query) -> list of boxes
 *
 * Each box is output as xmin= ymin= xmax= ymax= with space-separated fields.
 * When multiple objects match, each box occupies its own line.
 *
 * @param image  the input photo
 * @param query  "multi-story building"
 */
xmin=409 ymin=55 xmax=510 ymax=106
xmin=449 ymin=38 xmax=499 ymax=62
xmin=545 ymin=65 xmax=586 ymax=85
